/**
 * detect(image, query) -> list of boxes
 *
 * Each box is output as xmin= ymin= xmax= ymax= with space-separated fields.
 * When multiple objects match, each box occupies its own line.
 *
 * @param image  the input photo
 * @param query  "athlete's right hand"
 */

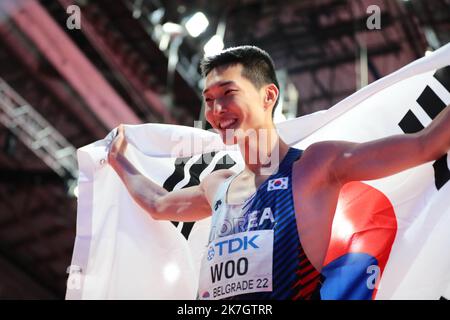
xmin=108 ymin=124 xmax=128 ymax=166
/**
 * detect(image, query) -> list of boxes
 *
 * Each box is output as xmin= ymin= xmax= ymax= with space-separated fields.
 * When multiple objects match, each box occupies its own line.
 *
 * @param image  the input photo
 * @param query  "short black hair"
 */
xmin=200 ymin=45 xmax=280 ymax=117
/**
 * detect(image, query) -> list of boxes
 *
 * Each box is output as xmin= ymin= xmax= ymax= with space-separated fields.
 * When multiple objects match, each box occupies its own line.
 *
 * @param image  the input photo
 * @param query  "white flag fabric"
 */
xmin=66 ymin=43 xmax=450 ymax=300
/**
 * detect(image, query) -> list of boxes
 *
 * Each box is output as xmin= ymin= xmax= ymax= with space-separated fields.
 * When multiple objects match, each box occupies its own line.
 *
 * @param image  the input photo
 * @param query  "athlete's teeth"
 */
xmin=221 ymin=119 xmax=236 ymax=129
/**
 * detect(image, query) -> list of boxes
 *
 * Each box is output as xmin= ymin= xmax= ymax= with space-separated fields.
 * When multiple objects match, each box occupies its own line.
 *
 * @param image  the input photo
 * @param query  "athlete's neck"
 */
xmin=237 ymin=125 xmax=290 ymax=176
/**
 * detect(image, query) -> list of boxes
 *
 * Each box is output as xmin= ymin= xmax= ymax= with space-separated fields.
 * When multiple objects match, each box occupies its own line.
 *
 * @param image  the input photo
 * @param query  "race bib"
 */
xmin=197 ymin=230 xmax=274 ymax=300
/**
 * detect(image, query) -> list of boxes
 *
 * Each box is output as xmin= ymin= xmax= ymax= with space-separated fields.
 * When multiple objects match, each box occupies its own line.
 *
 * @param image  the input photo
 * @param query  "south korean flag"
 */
xmin=267 ymin=177 xmax=289 ymax=191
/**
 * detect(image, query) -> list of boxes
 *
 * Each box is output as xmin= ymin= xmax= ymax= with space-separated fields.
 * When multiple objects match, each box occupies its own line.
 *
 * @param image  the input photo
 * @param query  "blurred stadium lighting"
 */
xmin=185 ymin=12 xmax=209 ymax=38
xmin=148 ymin=7 xmax=165 ymax=25
xmin=162 ymin=22 xmax=184 ymax=36
xmin=132 ymin=0 xmax=143 ymax=19
xmin=203 ymin=35 xmax=224 ymax=57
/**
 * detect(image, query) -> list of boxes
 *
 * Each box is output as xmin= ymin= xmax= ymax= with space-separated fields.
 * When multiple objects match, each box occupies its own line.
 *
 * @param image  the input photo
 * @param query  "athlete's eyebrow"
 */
xmin=202 ymin=81 xmax=236 ymax=95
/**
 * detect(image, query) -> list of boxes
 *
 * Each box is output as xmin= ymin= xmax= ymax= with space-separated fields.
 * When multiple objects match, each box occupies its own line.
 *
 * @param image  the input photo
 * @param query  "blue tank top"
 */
xmin=200 ymin=147 xmax=323 ymax=300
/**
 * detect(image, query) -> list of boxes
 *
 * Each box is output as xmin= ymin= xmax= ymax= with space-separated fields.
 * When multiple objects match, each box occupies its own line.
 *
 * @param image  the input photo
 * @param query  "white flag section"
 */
xmin=66 ymin=43 xmax=450 ymax=300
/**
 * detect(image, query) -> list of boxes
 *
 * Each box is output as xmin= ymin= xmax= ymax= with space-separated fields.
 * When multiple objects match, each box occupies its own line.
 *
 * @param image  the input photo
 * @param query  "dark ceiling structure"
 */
xmin=0 ymin=0 xmax=448 ymax=299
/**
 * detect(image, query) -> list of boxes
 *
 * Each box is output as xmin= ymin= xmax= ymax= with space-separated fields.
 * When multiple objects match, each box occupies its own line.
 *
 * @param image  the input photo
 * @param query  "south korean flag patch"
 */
xmin=267 ymin=177 xmax=289 ymax=191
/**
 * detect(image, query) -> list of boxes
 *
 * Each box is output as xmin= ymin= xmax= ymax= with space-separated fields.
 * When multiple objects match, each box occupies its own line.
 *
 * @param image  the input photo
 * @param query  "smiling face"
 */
xmin=203 ymin=63 xmax=277 ymax=145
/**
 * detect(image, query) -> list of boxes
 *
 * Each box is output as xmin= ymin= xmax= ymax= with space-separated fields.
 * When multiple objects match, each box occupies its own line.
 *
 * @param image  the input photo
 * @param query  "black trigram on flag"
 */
xmin=398 ymin=66 xmax=450 ymax=190
xmin=163 ymin=152 xmax=236 ymax=239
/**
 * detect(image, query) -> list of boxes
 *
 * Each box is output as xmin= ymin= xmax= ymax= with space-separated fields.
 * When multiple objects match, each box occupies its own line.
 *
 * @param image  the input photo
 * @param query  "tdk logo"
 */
xmin=214 ymin=234 xmax=260 ymax=256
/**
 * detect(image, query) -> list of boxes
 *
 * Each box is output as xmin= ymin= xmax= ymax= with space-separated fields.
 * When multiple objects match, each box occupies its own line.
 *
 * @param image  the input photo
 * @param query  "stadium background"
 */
xmin=0 ymin=0 xmax=448 ymax=299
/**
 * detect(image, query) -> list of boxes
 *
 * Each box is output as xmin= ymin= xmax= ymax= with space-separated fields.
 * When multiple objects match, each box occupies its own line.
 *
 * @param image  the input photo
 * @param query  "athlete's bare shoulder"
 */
xmin=201 ymin=169 xmax=235 ymax=205
xmin=292 ymin=141 xmax=341 ymax=186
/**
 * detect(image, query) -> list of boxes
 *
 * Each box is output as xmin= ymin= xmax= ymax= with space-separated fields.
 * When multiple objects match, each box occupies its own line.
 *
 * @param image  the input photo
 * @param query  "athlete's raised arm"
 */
xmin=107 ymin=125 xmax=231 ymax=222
xmin=308 ymin=104 xmax=450 ymax=185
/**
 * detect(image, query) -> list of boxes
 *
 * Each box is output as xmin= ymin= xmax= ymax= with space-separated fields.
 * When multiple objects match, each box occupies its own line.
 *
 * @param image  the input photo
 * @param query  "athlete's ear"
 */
xmin=264 ymin=84 xmax=279 ymax=110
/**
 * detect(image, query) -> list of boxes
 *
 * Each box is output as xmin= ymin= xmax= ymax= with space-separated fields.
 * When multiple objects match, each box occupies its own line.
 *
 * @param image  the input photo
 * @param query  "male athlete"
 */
xmin=108 ymin=46 xmax=450 ymax=300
